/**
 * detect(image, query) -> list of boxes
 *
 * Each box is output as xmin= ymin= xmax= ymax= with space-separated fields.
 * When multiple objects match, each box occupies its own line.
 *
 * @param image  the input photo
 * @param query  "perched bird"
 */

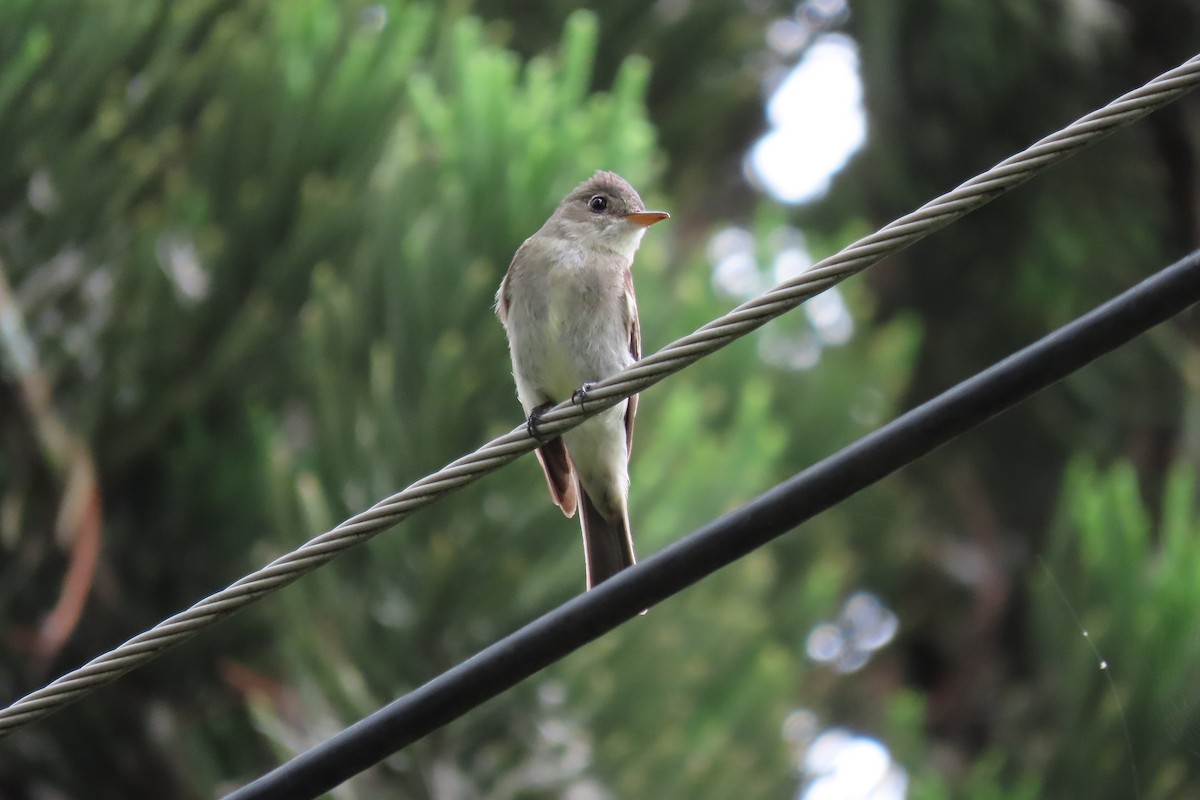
xmin=496 ymin=171 xmax=669 ymax=589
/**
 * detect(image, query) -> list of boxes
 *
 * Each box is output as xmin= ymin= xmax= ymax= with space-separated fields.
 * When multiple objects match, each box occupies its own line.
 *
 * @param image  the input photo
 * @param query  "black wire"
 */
xmin=225 ymin=249 xmax=1200 ymax=800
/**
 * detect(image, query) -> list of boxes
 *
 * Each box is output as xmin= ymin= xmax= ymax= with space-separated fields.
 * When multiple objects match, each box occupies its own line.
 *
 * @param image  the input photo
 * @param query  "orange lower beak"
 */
xmin=624 ymin=210 xmax=670 ymax=228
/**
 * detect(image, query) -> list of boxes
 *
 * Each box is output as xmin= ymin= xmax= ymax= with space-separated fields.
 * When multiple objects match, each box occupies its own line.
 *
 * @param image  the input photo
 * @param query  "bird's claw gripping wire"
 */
xmin=571 ymin=382 xmax=596 ymax=411
xmin=526 ymin=383 xmax=596 ymax=444
xmin=525 ymin=402 xmax=556 ymax=443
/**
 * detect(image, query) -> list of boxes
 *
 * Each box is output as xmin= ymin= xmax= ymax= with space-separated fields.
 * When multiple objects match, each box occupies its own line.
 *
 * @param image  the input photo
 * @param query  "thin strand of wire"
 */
xmin=2 ymin=53 xmax=1197 ymax=737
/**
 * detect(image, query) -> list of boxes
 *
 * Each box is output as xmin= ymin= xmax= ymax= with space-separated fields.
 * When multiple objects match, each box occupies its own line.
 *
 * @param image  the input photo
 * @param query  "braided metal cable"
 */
xmin=2 ymin=53 xmax=1198 ymax=738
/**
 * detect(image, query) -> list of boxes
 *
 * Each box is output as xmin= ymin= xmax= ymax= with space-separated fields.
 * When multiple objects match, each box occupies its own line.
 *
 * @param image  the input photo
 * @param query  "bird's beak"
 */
xmin=624 ymin=210 xmax=670 ymax=228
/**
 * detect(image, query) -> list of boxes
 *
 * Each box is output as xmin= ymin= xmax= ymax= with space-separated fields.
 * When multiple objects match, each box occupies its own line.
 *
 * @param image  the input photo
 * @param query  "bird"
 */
xmin=496 ymin=171 xmax=669 ymax=589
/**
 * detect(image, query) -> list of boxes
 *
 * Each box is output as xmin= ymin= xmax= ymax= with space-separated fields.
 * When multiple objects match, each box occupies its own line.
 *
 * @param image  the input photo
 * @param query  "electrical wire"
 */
xmin=1 ymin=53 xmax=1198 ymax=738
xmin=225 ymin=247 xmax=1200 ymax=799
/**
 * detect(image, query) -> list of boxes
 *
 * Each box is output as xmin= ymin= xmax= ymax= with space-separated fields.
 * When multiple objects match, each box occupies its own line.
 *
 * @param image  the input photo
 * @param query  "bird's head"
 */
xmin=549 ymin=171 xmax=669 ymax=257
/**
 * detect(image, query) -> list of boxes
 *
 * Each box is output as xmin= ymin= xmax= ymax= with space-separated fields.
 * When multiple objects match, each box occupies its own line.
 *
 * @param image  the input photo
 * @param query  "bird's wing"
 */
xmin=623 ymin=265 xmax=640 ymax=458
xmin=495 ymin=273 xmax=509 ymax=323
xmin=536 ymin=437 xmax=577 ymax=518
xmin=496 ymin=239 xmax=532 ymax=323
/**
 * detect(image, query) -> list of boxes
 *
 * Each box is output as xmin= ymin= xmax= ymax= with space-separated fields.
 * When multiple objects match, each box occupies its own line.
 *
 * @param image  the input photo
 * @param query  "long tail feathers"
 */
xmin=578 ymin=483 xmax=636 ymax=590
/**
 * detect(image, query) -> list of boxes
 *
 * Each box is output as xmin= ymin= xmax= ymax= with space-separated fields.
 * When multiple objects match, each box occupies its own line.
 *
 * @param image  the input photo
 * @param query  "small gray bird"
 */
xmin=496 ymin=171 xmax=669 ymax=589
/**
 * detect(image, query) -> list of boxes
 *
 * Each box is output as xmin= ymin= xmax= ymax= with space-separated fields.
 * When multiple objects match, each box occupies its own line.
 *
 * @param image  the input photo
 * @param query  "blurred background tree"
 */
xmin=2 ymin=0 xmax=1200 ymax=798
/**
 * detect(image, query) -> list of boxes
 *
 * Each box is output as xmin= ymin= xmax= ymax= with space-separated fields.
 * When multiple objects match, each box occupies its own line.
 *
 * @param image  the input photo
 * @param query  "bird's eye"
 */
xmin=588 ymin=195 xmax=608 ymax=213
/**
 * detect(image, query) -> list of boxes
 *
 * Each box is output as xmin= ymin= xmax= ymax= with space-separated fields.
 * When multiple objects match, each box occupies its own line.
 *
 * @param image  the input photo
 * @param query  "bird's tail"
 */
xmin=578 ymin=483 xmax=636 ymax=590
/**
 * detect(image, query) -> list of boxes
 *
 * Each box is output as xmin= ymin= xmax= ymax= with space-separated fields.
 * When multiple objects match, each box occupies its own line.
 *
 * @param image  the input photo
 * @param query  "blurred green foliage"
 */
xmin=1028 ymin=460 xmax=1200 ymax=799
xmin=1 ymin=0 xmax=1200 ymax=798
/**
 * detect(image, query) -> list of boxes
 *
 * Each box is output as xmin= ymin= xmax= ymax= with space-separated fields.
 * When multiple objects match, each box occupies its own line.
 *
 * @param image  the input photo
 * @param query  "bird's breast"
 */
xmin=512 ymin=246 xmax=630 ymax=399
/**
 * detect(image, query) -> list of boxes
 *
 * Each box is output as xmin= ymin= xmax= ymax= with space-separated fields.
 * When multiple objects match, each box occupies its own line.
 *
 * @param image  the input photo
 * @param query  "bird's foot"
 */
xmin=571 ymin=382 xmax=597 ymax=411
xmin=525 ymin=402 xmax=556 ymax=443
